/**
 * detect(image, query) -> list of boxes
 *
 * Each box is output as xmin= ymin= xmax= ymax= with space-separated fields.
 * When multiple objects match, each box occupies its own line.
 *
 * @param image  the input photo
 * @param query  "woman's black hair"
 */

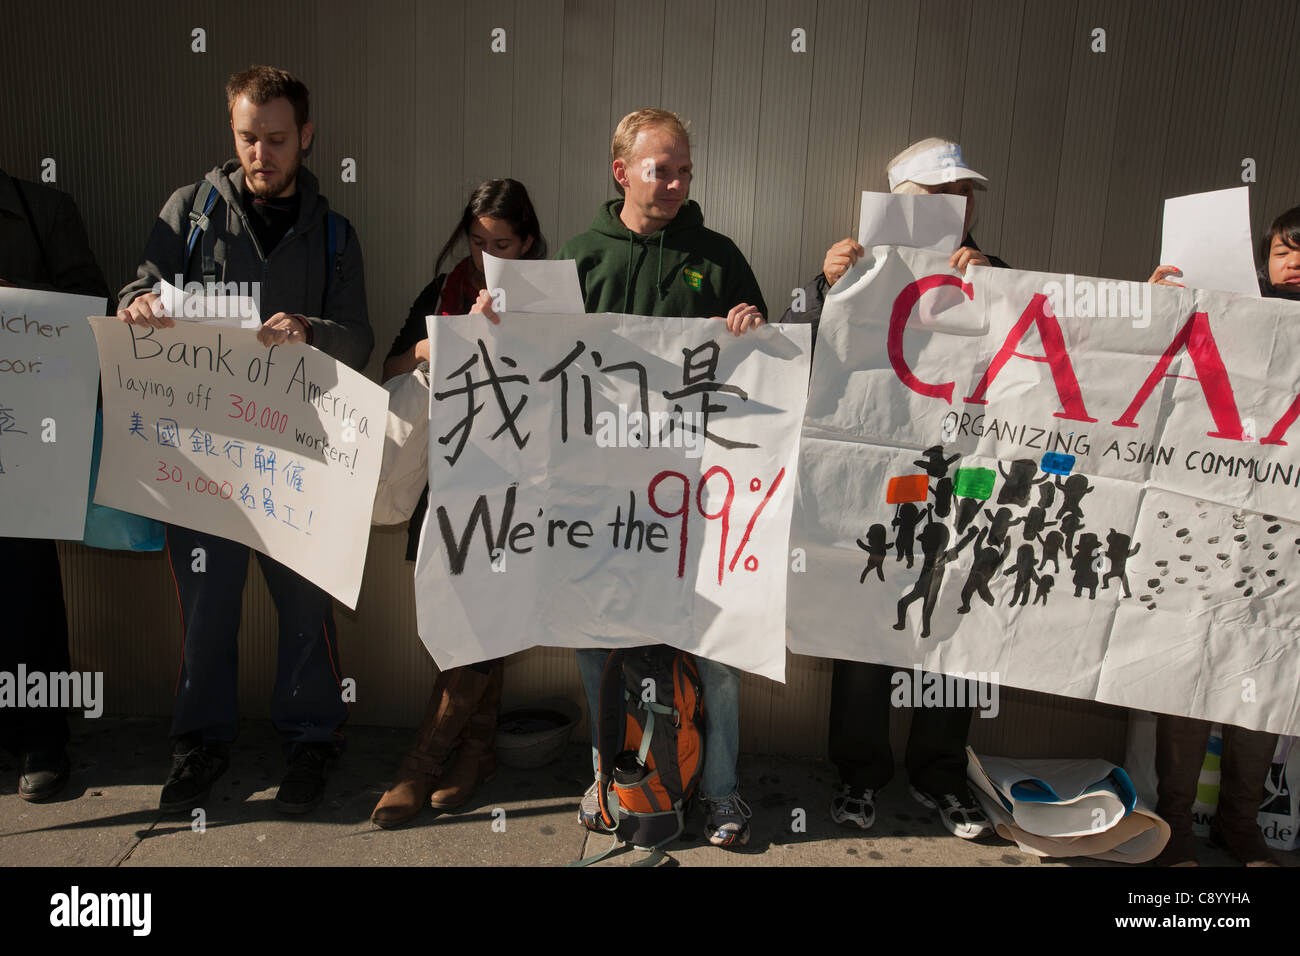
xmin=1260 ymin=205 xmax=1300 ymax=264
xmin=434 ymin=178 xmax=547 ymax=277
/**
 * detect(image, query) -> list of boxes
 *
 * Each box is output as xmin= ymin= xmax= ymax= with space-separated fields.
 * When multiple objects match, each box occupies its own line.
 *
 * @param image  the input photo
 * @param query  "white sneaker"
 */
xmin=578 ymin=781 xmax=603 ymax=831
xmin=910 ymin=785 xmax=991 ymax=840
xmin=830 ymin=784 xmax=876 ymax=829
xmin=702 ymin=792 xmax=752 ymax=847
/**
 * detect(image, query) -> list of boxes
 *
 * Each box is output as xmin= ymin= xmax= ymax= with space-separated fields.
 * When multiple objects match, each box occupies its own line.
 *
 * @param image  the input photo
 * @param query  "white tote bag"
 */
xmin=372 ymin=364 xmax=430 ymax=526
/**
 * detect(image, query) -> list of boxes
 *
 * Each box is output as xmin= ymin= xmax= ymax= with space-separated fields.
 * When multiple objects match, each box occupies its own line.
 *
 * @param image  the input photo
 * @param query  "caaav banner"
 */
xmin=789 ymin=246 xmax=1300 ymax=735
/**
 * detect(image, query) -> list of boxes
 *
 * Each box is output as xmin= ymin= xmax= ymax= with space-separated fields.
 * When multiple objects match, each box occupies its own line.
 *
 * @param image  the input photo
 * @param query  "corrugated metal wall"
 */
xmin=5 ymin=0 xmax=1298 ymax=761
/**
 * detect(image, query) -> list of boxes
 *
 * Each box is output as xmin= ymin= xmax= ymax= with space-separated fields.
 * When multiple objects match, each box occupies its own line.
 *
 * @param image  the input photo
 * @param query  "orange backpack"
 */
xmin=576 ymin=646 xmax=704 ymax=866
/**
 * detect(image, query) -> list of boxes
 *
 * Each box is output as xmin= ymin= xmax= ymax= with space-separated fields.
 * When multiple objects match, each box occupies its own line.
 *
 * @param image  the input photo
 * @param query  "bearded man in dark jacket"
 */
xmin=117 ymin=66 xmax=371 ymax=816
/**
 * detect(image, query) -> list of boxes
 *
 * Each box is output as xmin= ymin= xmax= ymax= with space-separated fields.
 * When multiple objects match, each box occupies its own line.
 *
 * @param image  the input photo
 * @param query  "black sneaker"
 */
xmin=275 ymin=744 xmax=335 ymax=814
xmin=19 ymin=749 xmax=70 ymax=802
xmin=159 ymin=740 xmax=229 ymax=812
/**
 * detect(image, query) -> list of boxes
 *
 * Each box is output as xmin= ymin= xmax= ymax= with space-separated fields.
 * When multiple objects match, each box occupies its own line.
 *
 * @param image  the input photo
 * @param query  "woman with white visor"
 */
xmin=781 ymin=138 xmax=1009 ymax=840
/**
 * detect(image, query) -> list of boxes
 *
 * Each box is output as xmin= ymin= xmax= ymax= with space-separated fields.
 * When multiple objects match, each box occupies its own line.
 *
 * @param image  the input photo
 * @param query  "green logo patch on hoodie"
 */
xmin=683 ymin=267 xmax=703 ymax=291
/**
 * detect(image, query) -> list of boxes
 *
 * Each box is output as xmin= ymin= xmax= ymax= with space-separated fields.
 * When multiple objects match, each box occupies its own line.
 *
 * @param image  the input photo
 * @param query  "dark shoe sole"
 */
xmin=159 ymin=785 xmax=221 ymax=813
xmin=275 ymin=793 xmax=325 ymax=815
xmin=158 ymin=759 xmax=228 ymax=813
xmin=19 ymin=764 xmax=70 ymax=803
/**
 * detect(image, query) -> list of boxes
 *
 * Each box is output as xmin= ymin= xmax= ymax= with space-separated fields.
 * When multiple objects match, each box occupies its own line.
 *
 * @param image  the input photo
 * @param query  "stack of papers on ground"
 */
xmin=967 ymin=747 xmax=1169 ymax=863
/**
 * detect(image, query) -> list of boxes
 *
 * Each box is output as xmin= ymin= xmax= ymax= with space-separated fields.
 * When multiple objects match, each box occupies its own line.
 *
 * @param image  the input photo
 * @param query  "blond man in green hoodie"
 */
xmin=562 ymin=108 xmax=765 ymax=847
xmin=558 ymin=109 xmax=766 ymax=332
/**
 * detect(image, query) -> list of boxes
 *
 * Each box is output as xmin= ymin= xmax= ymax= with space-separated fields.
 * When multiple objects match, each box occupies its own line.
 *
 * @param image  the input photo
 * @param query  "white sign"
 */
xmin=158 ymin=278 xmax=261 ymax=329
xmin=1159 ymin=186 xmax=1260 ymax=297
xmin=415 ymin=313 xmax=812 ymax=681
xmin=482 ymin=253 xmax=586 ymax=315
xmin=858 ymin=191 xmax=965 ymax=252
xmin=0 ymin=288 xmax=102 ymax=539
xmin=88 ymin=319 xmax=388 ymax=607
xmin=790 ymin=246 xmax=1300 ymax=734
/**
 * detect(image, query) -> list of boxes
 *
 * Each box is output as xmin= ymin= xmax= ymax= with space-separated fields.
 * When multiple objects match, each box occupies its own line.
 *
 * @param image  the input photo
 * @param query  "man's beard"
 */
xmin=246 ymin=151 xmax=302 ymax=198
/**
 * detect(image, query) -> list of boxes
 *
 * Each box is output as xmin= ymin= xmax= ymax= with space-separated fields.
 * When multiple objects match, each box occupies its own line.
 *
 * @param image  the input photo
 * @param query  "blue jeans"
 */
xmin=576 ymin=647 xmax=739 ymax=799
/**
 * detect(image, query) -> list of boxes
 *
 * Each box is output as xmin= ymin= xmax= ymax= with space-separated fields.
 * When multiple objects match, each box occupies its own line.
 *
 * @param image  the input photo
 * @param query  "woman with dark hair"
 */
xmin=371 ymin=178 xmax=546 ymax=828
xmin=1257 ymin=204 xmax=1300 ymax=300
xmin=1144 ymin=205 xmax=1298 ymax=866
xmin=1150 ymin=204 xmax=1300 ymax=300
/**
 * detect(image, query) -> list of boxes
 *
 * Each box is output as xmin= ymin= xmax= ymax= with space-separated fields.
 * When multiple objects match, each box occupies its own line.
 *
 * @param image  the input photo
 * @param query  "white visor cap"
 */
xmin=887 ymin=142 xmax=988 ymax=192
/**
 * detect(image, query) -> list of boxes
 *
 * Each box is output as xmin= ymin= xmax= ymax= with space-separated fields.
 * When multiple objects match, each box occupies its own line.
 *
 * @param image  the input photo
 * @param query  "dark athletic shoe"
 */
xmin=275 ymin=744 xmax=335 ymax=814
xmin=159 ymin=741 xmax=229 ymax=812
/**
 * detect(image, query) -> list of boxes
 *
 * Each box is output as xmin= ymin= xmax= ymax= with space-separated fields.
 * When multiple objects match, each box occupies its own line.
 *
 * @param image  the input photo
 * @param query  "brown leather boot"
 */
xmin=371 ymin=666 xmax=494 ymax=828
xmin=1152 ymin=714 xmax=1211 ymax=866
xmin=430 ymin=661 xmax=504 ymax=810
xmin=1211 ymin=724 xmax=1280 ymax=866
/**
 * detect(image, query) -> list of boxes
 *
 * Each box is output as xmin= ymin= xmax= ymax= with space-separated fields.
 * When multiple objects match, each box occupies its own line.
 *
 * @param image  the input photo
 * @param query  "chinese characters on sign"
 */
xmin=88 ymin=319 xmax=388 ymax=608
xmin=0 ymin=288 xmax=102 ymax=539
xmin=415 ymin=313 xmax=812 ymax=681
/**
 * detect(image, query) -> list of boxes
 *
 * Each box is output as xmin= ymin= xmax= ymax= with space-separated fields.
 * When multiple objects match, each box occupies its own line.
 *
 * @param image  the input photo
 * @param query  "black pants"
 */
xmin=828 ymin=659 xmax=973 ymax=795
xmin=0 ymin=538 xmax=71 ymax=755
xmin=165 ymin=525 xmax=346 ymax=753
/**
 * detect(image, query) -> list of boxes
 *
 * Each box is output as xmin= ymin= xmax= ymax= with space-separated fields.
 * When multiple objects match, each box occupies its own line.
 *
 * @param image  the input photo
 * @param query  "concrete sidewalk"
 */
xmin=0 ymin=717 xmax=1286 ymax=867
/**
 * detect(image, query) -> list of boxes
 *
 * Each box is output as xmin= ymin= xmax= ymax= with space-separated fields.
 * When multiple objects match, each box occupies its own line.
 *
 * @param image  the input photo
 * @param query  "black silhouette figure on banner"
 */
xmin=1101 ymin=529 xmax=1141 ymax=597
xmin=998 ymin=459 xmax=1047 ymax=506
xmin=1056 ymin=473 xmax=1095 ymax=519
xmin=1037 ymin=529 xmax=1066 ymax=573
xmin=1021 ymin=505 xmax=1056 ymax=542
xmin=1035 ymin=481 xmax=1056 ymax=510
xmin=857 ymin=524 xmax=894 ymax=583
xmin=1072 ymin=532 xmax=1103 ymax=599
xmin=957 ymin=528 xmax=1010 ymax=613
xmin=984 ymin=506 xmax=1022 ymax=547
xmin=1033 ymin=574 xmax=1055 ymax=605
xmin=892 ymin=502 xmax=928 ymax=568
xmin=915 ymin=446 xmax=961 ymax=518
xmin=893 ymin=523 xmax=979 ymax=638
xmin=954 ymin=496 xmax=983 ymax=533
xmin=1060 ymin=511 xmax=1084 ymax=557
xmin=1004 ymin=544 xmax=1041 ymax=606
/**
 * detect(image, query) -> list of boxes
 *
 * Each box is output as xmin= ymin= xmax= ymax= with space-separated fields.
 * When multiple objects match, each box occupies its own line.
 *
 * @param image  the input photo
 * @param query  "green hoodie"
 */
xmin=558 ymin=199 xmax=767 ymax=319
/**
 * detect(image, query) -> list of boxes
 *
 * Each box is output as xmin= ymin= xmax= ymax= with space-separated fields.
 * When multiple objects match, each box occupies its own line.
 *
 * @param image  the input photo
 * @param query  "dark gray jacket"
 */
xmin=117 ymin=161 xmax=372 ymax=371
xmin=0 ymin=169 xmax=109 ymax=299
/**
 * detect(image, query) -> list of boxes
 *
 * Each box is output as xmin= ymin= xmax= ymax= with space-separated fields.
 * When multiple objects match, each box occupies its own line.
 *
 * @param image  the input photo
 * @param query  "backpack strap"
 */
xmin=322 ymin=210 xmax=347 ymax=315
xmin=594 ymin=648 xmax=627 ymax=831
xmin=651 ymin=653 xmax=687 ymax=800
xmin=10 ymin=178 xmax=52 ymax=283
xmin=185 ymin=181 xmax=219 ymax=284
